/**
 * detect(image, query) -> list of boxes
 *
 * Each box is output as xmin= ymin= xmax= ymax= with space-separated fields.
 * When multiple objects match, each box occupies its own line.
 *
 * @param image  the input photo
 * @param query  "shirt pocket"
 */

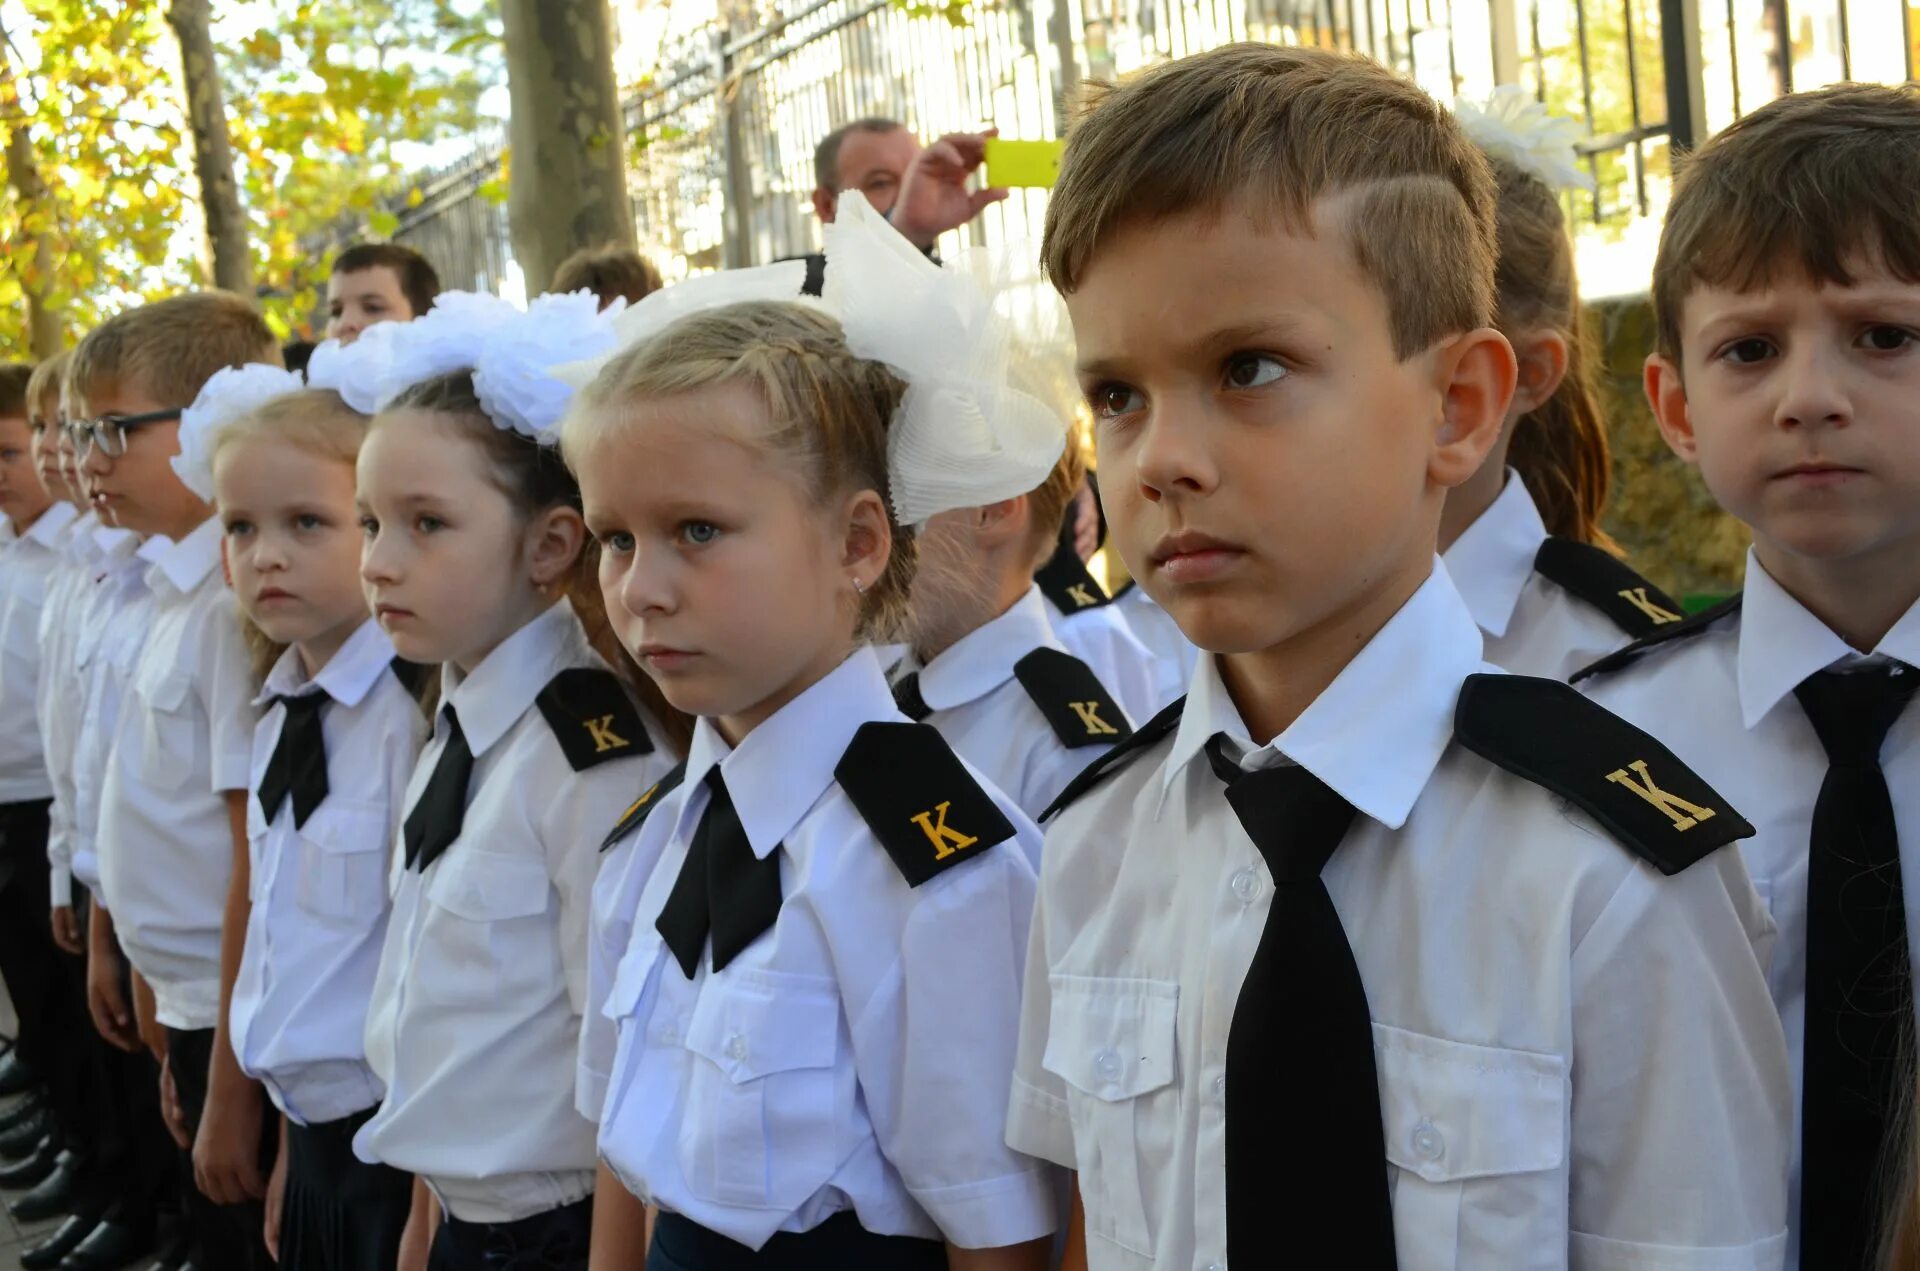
xmin=423 ymin=848 xmax=556 ymax=1007
xmin=137 ymin=669 xmax=200 ymax=792
xmin=1375 ymin=1022 xmax=1569 ymax=1271
xmin=1040 ymin=976 xmax=1180 ymax=1260
xmin=294 ymin=803 xmax=392 ymax=924
xmin=678 ymin=972 xmax=846 ymax=1212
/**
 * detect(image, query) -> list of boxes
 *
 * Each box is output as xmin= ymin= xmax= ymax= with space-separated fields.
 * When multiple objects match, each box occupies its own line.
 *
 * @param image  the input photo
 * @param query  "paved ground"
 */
xmin=0 ymin=1090 xmax=62 ymax=1270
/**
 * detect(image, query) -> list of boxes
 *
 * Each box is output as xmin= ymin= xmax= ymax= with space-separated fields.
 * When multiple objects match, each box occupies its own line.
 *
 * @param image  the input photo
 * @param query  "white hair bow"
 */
xmin=1454 ymin=86 xmax=1597 ymax=193
xmin=174 ymin=363 xmax=308 ymax=502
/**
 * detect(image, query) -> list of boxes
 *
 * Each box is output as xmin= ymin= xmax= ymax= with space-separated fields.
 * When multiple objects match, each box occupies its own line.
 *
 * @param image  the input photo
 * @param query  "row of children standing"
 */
xmin=0 ymin=44 xmax=1909 ymax=1271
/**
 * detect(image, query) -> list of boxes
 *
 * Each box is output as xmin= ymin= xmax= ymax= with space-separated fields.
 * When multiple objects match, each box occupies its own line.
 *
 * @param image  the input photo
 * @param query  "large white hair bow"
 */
xmin=824 ymin=192 xmax=1067 ymax=526
xmin=173 ymin=363 xmax=308 ymax=501
xmin=1454 ymin=86 xmax=1597 ymax=193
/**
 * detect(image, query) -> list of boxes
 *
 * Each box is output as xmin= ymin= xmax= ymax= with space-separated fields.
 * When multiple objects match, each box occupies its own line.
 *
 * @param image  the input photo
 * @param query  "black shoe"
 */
xmin=58 ymin=1218 xmax=155 ymax=1271
xmin=0 ymin=1090 xmax=46 ymax=1133
xmin=0 ymin=1050 xmax=36 ymax=1096
xmin=0 ymin=1136 xmax=59 ymax=1189
xmin=21 ymin=1207 xmax=105 ymax=1270
xmin=0 ymin=1104 xmax=50 ymax=1159
xmin=10 ymin=1151 xmax=87 ymax=1220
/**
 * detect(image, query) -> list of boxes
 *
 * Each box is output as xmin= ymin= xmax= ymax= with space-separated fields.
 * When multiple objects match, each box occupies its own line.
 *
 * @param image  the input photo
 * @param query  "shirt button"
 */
xmin=1213 ymin=1073 xmax=1226 ymax=1102
xmin=1093 ymin=1047 xmax=1124 ymax=1082
xmin=1409 ymin=1118 xmax=1444 ymax=1161
xmin=1230 ymin=868 xmax=1262 ymax=904
xmin=1207 ymin=1262 xmax=1227 ymax=1271
xmin=724 ymin=1033 xmax=747 ymax=1062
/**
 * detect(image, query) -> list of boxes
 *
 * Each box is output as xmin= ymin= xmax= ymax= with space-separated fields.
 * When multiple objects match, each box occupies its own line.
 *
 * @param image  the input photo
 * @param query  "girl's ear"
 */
xmin=840 ymin=488 xmax=893 ymax=593
xmin=525 ymin=504 xmax=588 ymax=592
xmin=1510 ymin=329 xmax=1571 ymax=418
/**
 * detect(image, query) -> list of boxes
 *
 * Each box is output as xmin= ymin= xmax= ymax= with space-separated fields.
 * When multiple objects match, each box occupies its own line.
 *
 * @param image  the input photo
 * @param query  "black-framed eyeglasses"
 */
xmin=69 ymin=409 xmax=181 ymax=459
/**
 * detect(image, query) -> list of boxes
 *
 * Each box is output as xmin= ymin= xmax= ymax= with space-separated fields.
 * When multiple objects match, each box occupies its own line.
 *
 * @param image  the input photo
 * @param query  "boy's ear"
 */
xmin=1643 ymin=353 xmax=1697 ymax=464
xmin=841 ymin=488 xmax=893 ymax=588
xmin=1428 ymin=327 xmax=1518 ymax=489
xmin=526 ymin=505 xmax=588 ymax=589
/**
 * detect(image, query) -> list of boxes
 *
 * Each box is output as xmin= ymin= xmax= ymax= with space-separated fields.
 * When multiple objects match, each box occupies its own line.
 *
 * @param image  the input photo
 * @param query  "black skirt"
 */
xmin=279 ymin=1106 xmax=412 ymax=1271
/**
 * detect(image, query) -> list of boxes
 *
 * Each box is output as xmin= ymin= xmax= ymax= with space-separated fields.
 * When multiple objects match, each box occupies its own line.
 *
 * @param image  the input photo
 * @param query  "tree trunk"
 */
xmin=503 ymin=0 xmax=635 ymax=294
xmin=0 ymin=16 xmax=62 ymax=358
xmin=166 ymin=0 xmax=252 ymax=297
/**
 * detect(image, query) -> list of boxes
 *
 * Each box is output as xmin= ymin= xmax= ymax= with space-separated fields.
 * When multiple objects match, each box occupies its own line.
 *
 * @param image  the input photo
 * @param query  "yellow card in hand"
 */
xmin=984 ymin=138 xmax=1066 ymax=189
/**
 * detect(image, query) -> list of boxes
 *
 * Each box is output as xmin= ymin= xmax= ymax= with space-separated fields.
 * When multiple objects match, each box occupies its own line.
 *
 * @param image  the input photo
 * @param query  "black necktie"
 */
xmin=403 ymin=706 xmax=474 ymax=872
xmin=258 ymin=693 xmax=328 ymax=829
xmin=892 ymin=671 xmax=933 ymax=722
xmin=1794 ymin=662 xmax=1919 ymax=1270
xmin=1206 ymin=736 xmax=1397 ymax=1270
xmin=655 ymin=768 xmax=782 ymax=978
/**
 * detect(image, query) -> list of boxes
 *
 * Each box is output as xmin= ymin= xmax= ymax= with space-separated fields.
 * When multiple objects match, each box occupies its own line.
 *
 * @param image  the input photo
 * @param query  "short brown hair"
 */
xmin=1043 ymin=44 xmax=1496 ymax=357
xmin=814 ymin=117 xmax=905 ymax=192
xmin=0 ymin=363 xmax=33 ymax=419
xmin=1652 ymin=82 xmax=1920 ymax=359
xmin=333 ymin=242 xmax=441 ymax=319
xmin=69 ymin=291 xmax=282 ymax=414
xmin=26 ymin=351 xmax=70 ymax=426
xmin=551 ymin=244 xmax=664 ymax=308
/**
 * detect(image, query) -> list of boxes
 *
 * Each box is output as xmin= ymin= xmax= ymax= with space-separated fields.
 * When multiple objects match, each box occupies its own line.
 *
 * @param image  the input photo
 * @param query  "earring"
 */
xmin=851 ymin=576 xmax=867 ymax=597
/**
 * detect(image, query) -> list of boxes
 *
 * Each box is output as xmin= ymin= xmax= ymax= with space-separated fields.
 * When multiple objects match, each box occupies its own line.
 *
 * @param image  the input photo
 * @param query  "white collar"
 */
xmin=914 ymin=586 xmax=1063 ymax=711
xmin=1161 ymin=562 xmax=1482 ymax=830
xmin=14 ymin=501 xmax=80 ymax=552
xmin=255 ymin=617 xmax=398 ymax=711
xmin=1737 ymin=548 xmax=1920 ymax=729
xmin=1441 ymin=470 xmax=1547 ymax=640
xmin=671 ymin=647 xmax=900 ymax=861
xmin=442 ymin=600 xmax=587 ymax=758
xmin=143 ymin=517 xmax=224 ymax=597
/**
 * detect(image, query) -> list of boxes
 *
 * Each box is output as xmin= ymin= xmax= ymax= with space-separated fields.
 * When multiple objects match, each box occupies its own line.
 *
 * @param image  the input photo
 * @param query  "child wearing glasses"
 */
xmin=70 ymin=292 xmax=288 ymax=1271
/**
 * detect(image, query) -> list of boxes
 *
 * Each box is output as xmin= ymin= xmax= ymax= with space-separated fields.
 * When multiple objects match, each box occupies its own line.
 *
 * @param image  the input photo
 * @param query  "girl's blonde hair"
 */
xmin=380 ymin=371 xmax=694 ymax=754
xmin=1486 ymin=154 xmax=1617 ymax=551
xmin=562 ymin=301 xmax=918 ymax=642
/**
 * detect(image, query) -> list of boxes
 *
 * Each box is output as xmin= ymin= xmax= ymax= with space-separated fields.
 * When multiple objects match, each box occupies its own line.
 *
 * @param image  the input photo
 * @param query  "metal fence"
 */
xmin=393 ymin=0 xmax=1919 ymax=293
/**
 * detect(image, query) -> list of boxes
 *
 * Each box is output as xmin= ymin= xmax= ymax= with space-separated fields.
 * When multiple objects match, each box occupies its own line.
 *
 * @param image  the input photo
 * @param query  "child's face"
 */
xmin=75 ymin=380 xmax=208 ymax=537
xmin=580 ymin=382 xmax=886 ymax=742
xmin=1648 ymin=259 xmax=1920 ymax=583
xmin=1065 ymin=199 xmax=1511 ymax=656
xmin=0 ymin=415 xmax=52 ymax=528
xmin=327 ymin=267 xmax=413 ymax=346
xmin=217 ymin=435 xmax=369 ymax=672
xmin=28 ymin=401 xmax=70 ymax=503
xmin=357 ymin=414 xmax=557 ymax=672
xmin=54 ymin=425 xmax=84 ymax=507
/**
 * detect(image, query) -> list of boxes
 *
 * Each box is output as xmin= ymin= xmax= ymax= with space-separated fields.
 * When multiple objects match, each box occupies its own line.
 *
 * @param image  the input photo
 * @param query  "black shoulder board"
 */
xmin=1013 ymin=648 xmax=1135 ymax=749
xmin=1570 ymin=595 xmax=1743 ymax=685
xmin=535 ymin=668 xmax=654 ymax=771
xmin=388 ymin=657 xmax=431 ymax=696
xmin=1454 ymin=673 xmax=1753 ymax=875
xmin=1035 ymin=543 xmax=1112 ymax=614
xmin=1112 ymin=577 xmax=1137 ymax=601
xmin=601 ymin=763 xmax=687 ymax=852
xmin=1533 ymin=539 xmax=1687 ymax=639
xmin=835 ymin=722 xmax=1017 ymax=887
xmin=1039 ymin=695 xmax=1186 ymax=822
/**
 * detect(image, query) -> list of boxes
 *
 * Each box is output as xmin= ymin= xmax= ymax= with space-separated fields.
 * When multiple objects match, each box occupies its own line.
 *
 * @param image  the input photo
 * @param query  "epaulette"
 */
xmin=601 ymin=763 xmax=687 ymax=852
xmin=1035 ymin=544 xmax=1113 ymax=614
xmin=1532 ymin=538 xmax=1687 ymax=638
xmin=388 ymin=657 xmax=432 ymax=696
xmin=1013 ymin=648 xmax=1135 ymax=749
xmin=835 ymin=722 xmax=1017 ymax=887
xmin=1454 ymin=673 xmax=1753 ymax=875
xmin=1112 ymin=578 xmax=1137 ymax=601
xmin=535 ymin=668 xmax=654 ymax=771
xmin=1569 ymin=595 xmax=1743 ymax=685
xmin=1039 ymin=695 xmax=1186 ymax=822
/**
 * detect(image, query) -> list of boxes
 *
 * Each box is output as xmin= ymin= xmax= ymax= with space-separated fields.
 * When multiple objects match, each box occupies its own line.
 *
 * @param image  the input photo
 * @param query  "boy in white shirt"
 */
xmin=71 ymin=293 xmax=284 ymax=1271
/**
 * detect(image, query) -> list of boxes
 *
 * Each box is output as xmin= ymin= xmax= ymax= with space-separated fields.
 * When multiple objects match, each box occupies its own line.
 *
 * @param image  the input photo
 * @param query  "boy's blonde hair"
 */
xmin=1653 ymin=82 xmax=1920 ymax=360
xmin=69 ymin=291 xmax=280 ymax=414
xmin=1042 ymin=43 xmax=1497 ymax=358
xmin=25 ymin=351 xmax=70 ymax=426
xmin=563 ymin=301 xmax=918 ymax=641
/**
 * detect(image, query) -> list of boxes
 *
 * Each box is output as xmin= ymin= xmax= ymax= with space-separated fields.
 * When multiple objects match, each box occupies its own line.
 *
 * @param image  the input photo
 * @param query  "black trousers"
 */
xmin=279 ymin=1107 xmax=412 ymax=1271
xmin=0 ymin=800 xmax=90 ymax=1147
xmin=429 ymin=1195 xmax=593 ymax=1271
xmin=646 ymin=1212 xmax=947 ymax=1271
xmin=166 ymin=1026 xmax=278 ymax=1271
xmin=72 ymin=892 xmax=174 ymax=1224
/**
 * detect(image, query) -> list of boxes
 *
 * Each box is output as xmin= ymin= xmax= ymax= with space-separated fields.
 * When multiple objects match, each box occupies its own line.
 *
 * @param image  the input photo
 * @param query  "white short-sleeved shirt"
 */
xmin=0 ymin=501 xmax=79 ymax=802
xmin=1443 ymin=473 xmax=1683 ymax=681
xmin=893 ymin=586 xmax=1132 ymax=822
xmin=1578 ymin=550 xmax=1920 ymax=1268
xmin=1111 ymin=581 xmax=1199 ymax=691
xmin=68 ymin=529 xmax=151 ymax=902
xmin=584 ymin=648 xmax=1058 ymax=1252
xmin=1007 ymin=565 xmax=1792 ymax=1271
xmin=354 ymin=600 xmax=675 ymax=1225
xmin=37 ymin=510 xmax=96 ymax=904
xmin=229 ymin=619 xmax=428 ymax=1127
xmin=97 ymin=517 xmax=259 ymax=1029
